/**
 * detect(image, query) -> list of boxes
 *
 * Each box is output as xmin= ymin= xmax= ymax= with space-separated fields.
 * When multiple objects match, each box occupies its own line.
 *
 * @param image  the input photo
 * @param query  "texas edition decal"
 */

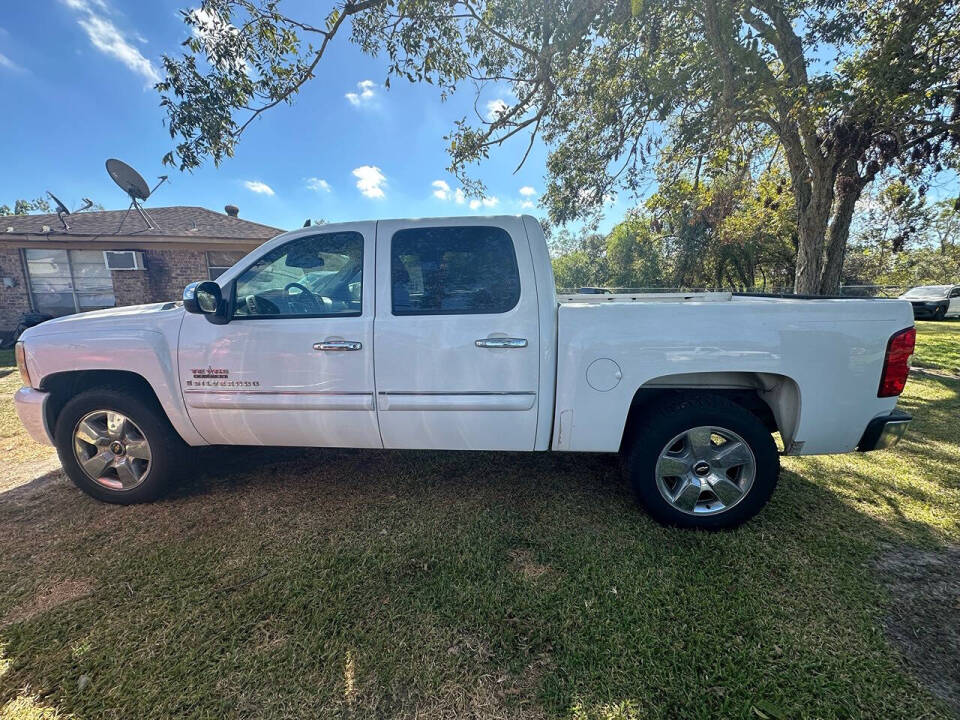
xmin=185 ymin=367 xmax=261 ymax=389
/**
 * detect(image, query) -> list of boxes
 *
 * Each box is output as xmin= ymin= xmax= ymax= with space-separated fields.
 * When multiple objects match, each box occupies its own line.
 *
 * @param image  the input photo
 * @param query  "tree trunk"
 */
xmin=818 ymin=173 xmax=863 ymax=295
xmin=793 ymin=176 xmax=835 ymax=294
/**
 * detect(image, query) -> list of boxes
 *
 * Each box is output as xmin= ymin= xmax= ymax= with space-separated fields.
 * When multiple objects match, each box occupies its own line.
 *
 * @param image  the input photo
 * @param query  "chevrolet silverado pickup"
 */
xmin=14 ymin=216 xmax=916 ymax=529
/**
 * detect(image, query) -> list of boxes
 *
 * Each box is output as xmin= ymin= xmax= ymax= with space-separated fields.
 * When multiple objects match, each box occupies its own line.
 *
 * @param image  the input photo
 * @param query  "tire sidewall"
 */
xmin=55 ymin=389 xmax=178 ymax=504
xmin=628 ymin=396 xmax=779 ymax=530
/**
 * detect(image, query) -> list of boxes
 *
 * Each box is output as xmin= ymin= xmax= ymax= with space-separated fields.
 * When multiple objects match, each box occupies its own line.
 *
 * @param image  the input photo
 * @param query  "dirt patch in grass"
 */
xmin=508 ymin=549 xmax=553 ymax=581
xmin=1 ymin=579 xmax=94 ymax=628
xmin=415 ymin=671 xmax=548 ymax=720
xmin=875 ymin=544 xmax=960 ymax=716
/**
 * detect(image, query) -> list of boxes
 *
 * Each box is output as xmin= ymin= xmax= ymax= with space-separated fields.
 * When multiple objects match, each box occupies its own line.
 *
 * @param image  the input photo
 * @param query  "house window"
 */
xmin=206 ymin=251 xmax=247 ymax=280
xmin=23 ymin=249 xmax=116 ymax=316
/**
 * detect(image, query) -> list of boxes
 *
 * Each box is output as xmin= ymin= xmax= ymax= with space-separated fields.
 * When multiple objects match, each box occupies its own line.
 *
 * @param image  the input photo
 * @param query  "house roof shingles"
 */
xmin=1 ymin=206 xmax=283 ymax=241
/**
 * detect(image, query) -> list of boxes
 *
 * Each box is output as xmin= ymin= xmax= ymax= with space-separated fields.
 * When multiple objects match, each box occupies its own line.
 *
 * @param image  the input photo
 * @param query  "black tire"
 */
xmin=933 ymin=305 xmax=946 ymax=321
xmin=624 ymin=393 xmax=779 ymax=530
xmin=54 ymin=388 xmax=184 ymax=504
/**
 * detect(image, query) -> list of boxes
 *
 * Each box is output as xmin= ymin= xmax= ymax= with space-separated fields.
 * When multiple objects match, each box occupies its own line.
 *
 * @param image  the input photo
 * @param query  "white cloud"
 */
xmin=346 ymin=79 xmax=377 ymax=107
xmin=521 ymin=201 xmax=534 ymax=209
xmin=353 ymin=165 xmax=386 ymax=199
xmin=485 ymin=98 xmax=509 ymax=122
xmin=0 ymin=52 xmax=23 ymax=72
xmin=487 ymin=98 xmax=510 ymax=122
xmin=454 ymin=188 xmax=466 ymax=205
xmin=468 ymin=196 xmax=500 ymax=210
xmin=431 ymin=180 xmax=450 ymax=200
xmin=306 ymin=177 xmax=331 ymax=193
xmin=244 ymin=180 xmax=275 ymax=196
xmin=61 ymin=0 xmax=159 ymax=84
xmin=519 ymin=186 xmax=536 ymax=197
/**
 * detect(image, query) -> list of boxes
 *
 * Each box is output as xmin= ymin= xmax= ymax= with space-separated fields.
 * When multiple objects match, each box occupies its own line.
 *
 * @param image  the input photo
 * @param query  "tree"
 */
xmin=643 ymin=152 xmax=797 ymax=290
xmin=0 ymin=197 xmax=51 ymax=216
xmin=843 ymin=187 xmax=960 ymax=288
xmin=158 ymin=0 xmax=960 ymax=293
xmin=931 ymin=198 xmax=960 ymax=255
xmin=550 ymin=157 xmax=796 ymax=291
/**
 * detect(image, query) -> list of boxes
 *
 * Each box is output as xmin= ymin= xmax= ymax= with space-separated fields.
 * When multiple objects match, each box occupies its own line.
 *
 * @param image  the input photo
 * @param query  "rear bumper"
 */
xmin=14 ymin=387 xmax=54 ymax=446
xmin=857 ymin=409 xmax=912 ymax=452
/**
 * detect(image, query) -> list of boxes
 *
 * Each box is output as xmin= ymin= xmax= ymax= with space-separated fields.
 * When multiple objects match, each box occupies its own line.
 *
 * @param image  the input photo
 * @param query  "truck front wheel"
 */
xmin=625 ymin=394 xmax=779 ymax=529
xmin=54 ymin=389 xmax=183 ymax=504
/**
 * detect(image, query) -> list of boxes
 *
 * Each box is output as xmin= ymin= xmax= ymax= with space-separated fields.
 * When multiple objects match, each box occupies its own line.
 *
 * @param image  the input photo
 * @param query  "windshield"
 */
xmin=903 ymin=285 xmax=950 ymax=298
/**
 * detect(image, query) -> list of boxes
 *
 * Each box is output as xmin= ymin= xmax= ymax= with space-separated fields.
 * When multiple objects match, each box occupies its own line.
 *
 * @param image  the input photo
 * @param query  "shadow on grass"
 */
xmin=0 ymin=439 xmax=953 ymax=719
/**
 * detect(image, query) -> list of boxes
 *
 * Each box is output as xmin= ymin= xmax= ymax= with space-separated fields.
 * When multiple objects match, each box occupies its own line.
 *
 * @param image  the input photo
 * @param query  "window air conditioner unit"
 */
xmin=103 ymin=250 xmax=145 ymax=271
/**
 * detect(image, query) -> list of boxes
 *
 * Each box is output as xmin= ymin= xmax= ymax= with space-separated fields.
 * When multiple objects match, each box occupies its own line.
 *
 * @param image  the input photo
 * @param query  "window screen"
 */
xmin=391 ymin=226 xmax=520 ymax=315
xmin=24 ymin=249 xmax=115 ymax=316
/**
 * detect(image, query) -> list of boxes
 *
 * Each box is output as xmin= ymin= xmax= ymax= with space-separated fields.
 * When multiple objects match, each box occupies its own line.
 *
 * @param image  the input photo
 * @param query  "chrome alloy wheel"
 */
xmin=72 ymin=410 xmax=152 ymax=491
xmin=654 ymin=425 xmax=756 ymax=516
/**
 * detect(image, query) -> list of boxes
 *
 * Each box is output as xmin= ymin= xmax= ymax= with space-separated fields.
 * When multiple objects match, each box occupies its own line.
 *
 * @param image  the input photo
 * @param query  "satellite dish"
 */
xmin=47 ymin=191 xmax=70 ymax=216
xmin=106 ymin=158 xmax=151 ymax=201
xmin=105 ymin=158 xmax=167 ymax=232
xmin=47 ymin=191 xmax=70 ymax=230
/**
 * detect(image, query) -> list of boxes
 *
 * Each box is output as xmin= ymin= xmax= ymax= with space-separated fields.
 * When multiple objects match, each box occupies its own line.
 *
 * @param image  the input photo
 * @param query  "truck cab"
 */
xmin=178 ymin=216 xmax=555 ymax=451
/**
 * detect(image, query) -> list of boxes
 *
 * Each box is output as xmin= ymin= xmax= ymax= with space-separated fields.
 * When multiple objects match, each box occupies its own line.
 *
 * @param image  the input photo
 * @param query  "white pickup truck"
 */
xmin=14 ymin=216 xmax=916 ymax=528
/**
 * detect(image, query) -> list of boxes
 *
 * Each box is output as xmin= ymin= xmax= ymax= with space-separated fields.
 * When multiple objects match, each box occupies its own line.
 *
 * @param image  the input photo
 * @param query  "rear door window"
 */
xmin=391 ymin=226 xmax=521 ymax=315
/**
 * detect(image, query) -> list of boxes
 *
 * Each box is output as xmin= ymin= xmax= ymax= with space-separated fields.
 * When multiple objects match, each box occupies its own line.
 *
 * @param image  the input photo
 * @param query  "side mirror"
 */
xmin=183 ymin=281 xmax=225 ymax=320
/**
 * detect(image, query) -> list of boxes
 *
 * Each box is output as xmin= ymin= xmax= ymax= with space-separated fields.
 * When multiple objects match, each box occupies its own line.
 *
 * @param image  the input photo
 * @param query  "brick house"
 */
xmin=0 ymin=206 xmax=282 ymax=334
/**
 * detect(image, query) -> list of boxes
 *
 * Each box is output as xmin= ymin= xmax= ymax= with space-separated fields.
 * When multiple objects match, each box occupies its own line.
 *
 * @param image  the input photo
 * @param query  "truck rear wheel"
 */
xmin=54 ymin=389 xmax=183 ymax=504
xmin=625 ymin=394 xmax=779 ymax=529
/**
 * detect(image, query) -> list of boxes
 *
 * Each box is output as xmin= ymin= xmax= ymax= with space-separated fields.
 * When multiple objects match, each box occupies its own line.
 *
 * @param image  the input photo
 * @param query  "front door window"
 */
xmin=233 ymin=232 xmax=363 ymax=318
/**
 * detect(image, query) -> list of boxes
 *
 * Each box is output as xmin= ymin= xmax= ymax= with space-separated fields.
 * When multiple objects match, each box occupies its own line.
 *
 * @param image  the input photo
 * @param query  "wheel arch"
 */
xmin=40 ymin=370 xmax=185 ymax=444
xmin=619 ymin=371 xmax=801 ymax=454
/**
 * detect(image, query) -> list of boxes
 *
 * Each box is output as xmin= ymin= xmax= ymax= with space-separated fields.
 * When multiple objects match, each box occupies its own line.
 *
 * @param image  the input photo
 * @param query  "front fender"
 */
xmin=22 ymin=327 xmax=207 ymax=446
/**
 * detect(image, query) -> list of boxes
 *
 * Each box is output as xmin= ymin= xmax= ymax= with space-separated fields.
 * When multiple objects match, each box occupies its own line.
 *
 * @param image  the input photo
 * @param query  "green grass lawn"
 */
xmin=0 ymin=326 xmax=957 ymax=719
xmin=914 ymin=319 xmax=960 ymax=372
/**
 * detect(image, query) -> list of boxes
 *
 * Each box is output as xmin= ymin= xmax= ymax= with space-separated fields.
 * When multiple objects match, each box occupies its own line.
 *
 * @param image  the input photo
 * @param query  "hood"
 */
xmin=900 ymin=294 xmax=946 ymax=302
xmin=19 ymin=302 xmax=184 ymax=340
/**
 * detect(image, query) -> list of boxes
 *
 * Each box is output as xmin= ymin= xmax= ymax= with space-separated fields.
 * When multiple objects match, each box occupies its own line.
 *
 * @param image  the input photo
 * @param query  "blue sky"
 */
xmin=0 ymin=0 xmax=632 ymax=233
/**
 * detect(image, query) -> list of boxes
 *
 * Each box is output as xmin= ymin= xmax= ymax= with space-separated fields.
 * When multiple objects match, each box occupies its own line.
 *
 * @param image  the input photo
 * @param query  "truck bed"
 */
xmin=551 ymin=294 xmax=914 ymax=456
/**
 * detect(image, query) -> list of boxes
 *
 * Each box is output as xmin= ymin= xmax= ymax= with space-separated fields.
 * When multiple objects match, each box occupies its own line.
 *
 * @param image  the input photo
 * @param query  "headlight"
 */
xmin=15 ymin=341 xmax=32 ymax=387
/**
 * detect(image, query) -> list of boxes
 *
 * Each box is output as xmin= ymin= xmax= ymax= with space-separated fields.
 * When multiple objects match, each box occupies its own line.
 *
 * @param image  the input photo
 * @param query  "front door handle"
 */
xmin=313 ymin=340 xmax=362 ymax=351
xmin=475 ymin=337 xmax=528 ymax=349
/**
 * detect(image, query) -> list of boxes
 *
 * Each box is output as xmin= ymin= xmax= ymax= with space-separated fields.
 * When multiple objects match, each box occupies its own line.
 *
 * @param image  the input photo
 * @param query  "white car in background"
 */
xmin=899 ymin=284 xmax=960 ymax=321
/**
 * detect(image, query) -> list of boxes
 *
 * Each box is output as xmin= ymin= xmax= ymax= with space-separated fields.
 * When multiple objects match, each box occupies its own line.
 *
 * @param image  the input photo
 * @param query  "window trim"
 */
xmin=389 ymin=225 xmax=522 ymax=317
xmin=21 ymin=248 xmax=117 ymax=315
xmin=228 ymin=230 xmax=365 ymax=321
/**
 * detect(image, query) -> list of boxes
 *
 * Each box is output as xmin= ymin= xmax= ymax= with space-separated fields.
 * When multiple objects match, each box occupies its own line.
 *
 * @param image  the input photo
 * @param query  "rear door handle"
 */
xmin=314 ymin=340 xmax=362 ymax=351
xmin=475 ymin=337 xmax=527 ymax=349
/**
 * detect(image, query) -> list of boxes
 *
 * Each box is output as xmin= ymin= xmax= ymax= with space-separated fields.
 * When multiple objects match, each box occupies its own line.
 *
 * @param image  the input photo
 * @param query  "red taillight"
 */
xmin=878 ymin=327 xmax=916 ymax=397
